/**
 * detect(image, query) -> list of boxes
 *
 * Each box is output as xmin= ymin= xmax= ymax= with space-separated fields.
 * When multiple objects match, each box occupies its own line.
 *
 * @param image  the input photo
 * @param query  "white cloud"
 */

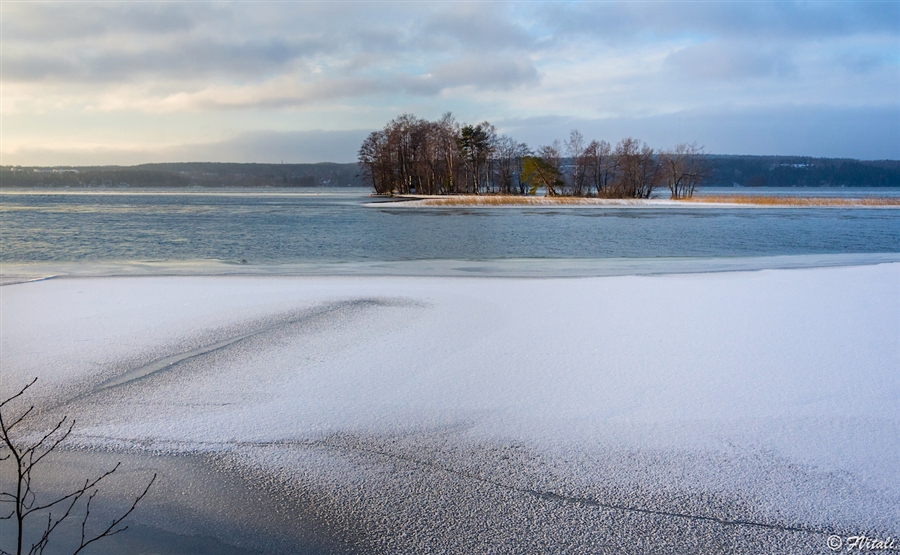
xmin=666 ymin=42 xmax=798 ymax=81
xmin=1 ymin=1 xmax=897 ymax=163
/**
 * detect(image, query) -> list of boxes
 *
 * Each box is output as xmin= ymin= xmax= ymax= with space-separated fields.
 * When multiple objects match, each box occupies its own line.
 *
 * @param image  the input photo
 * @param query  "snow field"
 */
xmin=2 ymin=264 xmax=898 ymax=552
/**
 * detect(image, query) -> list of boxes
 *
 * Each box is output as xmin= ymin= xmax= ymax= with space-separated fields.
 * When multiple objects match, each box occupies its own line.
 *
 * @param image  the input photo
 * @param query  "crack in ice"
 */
xmin=92 ymin=298 xmax=398 ymax=393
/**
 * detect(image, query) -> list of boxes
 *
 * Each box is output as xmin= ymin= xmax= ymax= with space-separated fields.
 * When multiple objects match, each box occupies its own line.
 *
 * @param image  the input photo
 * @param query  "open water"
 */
xmin=2 ymin=187 xmax=899 ymax=276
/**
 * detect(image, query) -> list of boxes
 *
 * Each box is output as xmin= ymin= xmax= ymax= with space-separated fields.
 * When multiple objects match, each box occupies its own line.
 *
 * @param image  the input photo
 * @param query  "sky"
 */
xmin=2 ymin=1 xmax=898 ymax=166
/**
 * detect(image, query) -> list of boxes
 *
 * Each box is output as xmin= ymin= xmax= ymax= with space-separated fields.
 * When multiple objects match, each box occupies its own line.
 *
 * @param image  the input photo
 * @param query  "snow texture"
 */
xmin=2 ymin=264 xmax=898 ymax=553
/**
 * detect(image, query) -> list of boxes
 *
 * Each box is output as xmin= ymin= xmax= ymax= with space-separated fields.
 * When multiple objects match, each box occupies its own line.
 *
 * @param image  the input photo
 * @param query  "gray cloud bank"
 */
xmin=6 ymin=130 xmax=371 ymax=167
xmin=2 ymin=1 xmax=898 ymax=163
xmin=7 ymin=2 xmax=894 ymax=93
xmin=500 ymin=105 xmax=900 ymax=161
xmin=4 ymin=3 xmax=542 ymax=95
xmin=11 ymin=104 xmax=897 ymax=167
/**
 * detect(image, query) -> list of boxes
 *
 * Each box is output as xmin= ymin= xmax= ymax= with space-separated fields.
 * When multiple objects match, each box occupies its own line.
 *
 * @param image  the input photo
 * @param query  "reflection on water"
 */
xmin=2 ymin=188 xmax=899 ymax=270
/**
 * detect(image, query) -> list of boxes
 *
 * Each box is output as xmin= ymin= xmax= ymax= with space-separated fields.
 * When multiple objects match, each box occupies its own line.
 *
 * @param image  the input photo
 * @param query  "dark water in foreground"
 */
xmin=2 ymin=187 xmax=899 ymax=271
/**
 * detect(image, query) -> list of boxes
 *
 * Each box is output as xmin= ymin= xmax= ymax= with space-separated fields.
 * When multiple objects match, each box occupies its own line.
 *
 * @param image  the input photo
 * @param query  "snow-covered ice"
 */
xmin=2 ymin=263 xmax=898 ymax=553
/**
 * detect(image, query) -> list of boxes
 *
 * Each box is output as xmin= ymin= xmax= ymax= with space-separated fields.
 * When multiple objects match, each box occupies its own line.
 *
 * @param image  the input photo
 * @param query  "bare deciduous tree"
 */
xmin=1 ymin=378 xmax=156 ymax=555
xmin=436 ymin=112 xmax=460 ymax=194
xmin=565 ymin=130 xmax=588 ymax=197
xmin=660 ymin=142 xmax=711 ymax=199
xmin=583 ymin=140 xmax=614 ymax=197
xmin=360 ymin=113 xmax=706 ymax=199
xmin=493 ymin=135 xmax=519 ymax=195
xmin=612 ymin=138 xmax=660 ymax=198
xmin=358 ymin=131 xmax=390 ymax=195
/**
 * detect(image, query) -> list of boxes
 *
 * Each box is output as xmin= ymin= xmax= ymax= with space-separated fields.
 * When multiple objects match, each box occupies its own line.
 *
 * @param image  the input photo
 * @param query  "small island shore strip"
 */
xmin=373 ymin=194 xmax=900 ymax=208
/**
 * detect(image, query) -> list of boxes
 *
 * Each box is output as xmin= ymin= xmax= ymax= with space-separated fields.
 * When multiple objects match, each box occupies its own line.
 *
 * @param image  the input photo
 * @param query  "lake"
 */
xmin=2 ymin=187 xmax=899 ymax=277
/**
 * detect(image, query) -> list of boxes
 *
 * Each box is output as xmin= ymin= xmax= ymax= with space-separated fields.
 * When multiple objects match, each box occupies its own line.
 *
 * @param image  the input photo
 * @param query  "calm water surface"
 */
xmin=2 ymin=187 xmax=899 ymax=274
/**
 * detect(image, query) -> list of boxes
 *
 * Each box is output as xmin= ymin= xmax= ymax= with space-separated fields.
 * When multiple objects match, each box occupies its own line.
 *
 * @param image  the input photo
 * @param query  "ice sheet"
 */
xmin=2 ymin=264 xmax=898 ymax=549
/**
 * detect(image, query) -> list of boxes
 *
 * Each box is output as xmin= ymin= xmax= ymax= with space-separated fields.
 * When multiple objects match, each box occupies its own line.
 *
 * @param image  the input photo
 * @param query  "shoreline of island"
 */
xmin=370 ymin=194 xmax=900 ymax=208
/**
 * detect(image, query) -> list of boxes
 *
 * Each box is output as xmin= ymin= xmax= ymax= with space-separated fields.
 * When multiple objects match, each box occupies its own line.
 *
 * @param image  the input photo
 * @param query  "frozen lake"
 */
xmin=2 ymin=264 xmax=898 ymax=554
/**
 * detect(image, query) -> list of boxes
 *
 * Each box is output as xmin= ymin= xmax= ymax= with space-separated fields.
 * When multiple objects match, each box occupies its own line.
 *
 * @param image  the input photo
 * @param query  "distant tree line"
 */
xmin=708 ymin=156 xmax=900 ymax=188
xmin=357 ymin=113 xmax=711 ymax=199
xmin=0 ymin=163 xmax=361 ymax=188
xmin=3 ymin=151 xmax=898 ymax=190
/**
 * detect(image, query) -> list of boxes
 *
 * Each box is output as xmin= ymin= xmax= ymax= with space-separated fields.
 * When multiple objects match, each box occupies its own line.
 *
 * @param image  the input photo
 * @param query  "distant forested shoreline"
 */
xmin=0 ymin=162 xmax=361 ymax=189
xmin=3 ymin=157 xmax=899 ymax=190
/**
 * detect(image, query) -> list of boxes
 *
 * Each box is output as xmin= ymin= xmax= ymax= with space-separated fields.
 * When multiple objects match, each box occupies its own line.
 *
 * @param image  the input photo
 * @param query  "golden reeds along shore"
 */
xmin=384 ymin=194 xmax=900 ymax=207
xmin=681 ymin=195 xmax=900 ymax=206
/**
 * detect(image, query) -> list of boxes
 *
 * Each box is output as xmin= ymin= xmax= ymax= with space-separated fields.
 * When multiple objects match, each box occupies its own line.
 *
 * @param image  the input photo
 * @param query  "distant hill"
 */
xmin=0 ymin=162 xmax=366 ymax=188
xmin=2 ymin=157 xmax=899 ymax=189
xmin=707 ymin=156 xmax=900 ymax=188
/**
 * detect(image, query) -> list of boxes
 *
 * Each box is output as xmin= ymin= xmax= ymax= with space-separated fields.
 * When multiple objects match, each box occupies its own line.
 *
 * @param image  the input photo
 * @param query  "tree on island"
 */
xmin=661 ymin=143 xmax=712 ymax=199
xmin=494 ymin=135 xmax=530 ymax=195
xmin=359 ymin=113 xmax=710 ymax=198
xmin=457 ymin=122 xmax=496 ymax=194
xmin=565 ymin=130 xmax=589 ymax=197
xmin=521 ymin=155 xmax=563 ymax=196
xmin=608 ymin=138 xmax=660 ymax=199
xmin=0 ymin=378 xmax=156 ymax=555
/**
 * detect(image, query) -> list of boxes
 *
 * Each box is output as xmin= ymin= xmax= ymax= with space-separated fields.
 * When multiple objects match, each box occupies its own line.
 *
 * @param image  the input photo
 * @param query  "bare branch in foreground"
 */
xmin=1 ymin=378 xmax=156 ymax=555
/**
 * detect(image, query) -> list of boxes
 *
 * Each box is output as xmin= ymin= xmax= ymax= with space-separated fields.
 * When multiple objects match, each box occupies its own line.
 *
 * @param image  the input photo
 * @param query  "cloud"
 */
xmin=538 ymin=2 xmax=900 ymax=42
xmin=149 ymin=77 xmax=388 ymax=111
xmin=2 ymin=3 xmax=392 ymax=85
xmin=4 ymin=37 xmax=333 ymax=83
xmin=1 ymin=2 xmax=540 ymax=101
xmin=831 ymin=47 xmax=895 ymax=75
xmin=5 ymin=105 xmax=898 ymax=166
xmin=419 ymin=5 xmax=536 ymax=51
xmin=3 ymin=130 xmax=371 ymax=166
xmin=177 ymin=130 xmax=370 ymax=163
xmin=403 ymin=56 xmax=539 ymax=95
xmin=2 ymin=2 xmax=201 ymax=42
xmin=497 ymin=105 xmax=900 ymax=160
xmin=2 ymin=1 xmax=897 ymax=162
xmin=666 ymin=42 xmax=797 ymax=81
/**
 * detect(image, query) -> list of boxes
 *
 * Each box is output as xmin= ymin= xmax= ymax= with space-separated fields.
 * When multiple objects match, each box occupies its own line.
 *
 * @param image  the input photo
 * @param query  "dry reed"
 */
xmin=682 ymin=195 xmax=900 ymax=207
xmin=396 ymin=194 xmax=900 ymax=207
xmin=411 ymin=195 xmax=646 ymax=206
